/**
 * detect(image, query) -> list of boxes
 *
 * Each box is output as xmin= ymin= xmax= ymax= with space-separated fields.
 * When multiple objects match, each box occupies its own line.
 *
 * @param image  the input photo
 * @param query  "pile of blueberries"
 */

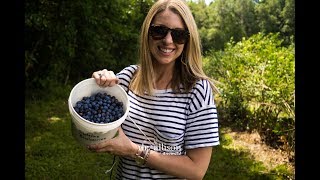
xmin=73 ymin=92 xmax=125 ymax=124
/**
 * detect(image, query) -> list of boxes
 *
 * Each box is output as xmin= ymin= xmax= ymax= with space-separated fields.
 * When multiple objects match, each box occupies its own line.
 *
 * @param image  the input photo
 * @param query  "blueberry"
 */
xmin=73 ymin=92 xmax=125 ymax=124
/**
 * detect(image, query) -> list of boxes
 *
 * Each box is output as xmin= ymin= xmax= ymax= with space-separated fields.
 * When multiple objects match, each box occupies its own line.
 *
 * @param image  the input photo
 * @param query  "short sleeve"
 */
xmin=184 ymin=79 xmax=220 ymax=149
xmin=116 ymin=65 xmax=138 ymax=93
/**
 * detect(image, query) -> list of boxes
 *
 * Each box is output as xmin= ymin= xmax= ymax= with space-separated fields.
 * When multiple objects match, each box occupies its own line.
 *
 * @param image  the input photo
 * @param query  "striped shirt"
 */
xmin=115 ymin=65 xmax=220 ymax=179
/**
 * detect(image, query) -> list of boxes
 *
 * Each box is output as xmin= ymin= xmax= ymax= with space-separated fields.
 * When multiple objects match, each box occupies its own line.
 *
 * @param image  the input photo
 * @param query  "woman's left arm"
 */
xmin=145 ymin=146 xmax=212 ymax=180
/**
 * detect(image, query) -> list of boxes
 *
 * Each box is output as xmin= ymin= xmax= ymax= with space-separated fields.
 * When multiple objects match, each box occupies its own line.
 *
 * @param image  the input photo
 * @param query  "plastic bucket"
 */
xmin=68 ymin=78 xmax=129 ymax=146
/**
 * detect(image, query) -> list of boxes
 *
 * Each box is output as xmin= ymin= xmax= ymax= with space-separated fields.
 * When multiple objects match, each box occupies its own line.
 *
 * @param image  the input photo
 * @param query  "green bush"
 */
xmin=204 ymin=32 xmax=295 ymax=156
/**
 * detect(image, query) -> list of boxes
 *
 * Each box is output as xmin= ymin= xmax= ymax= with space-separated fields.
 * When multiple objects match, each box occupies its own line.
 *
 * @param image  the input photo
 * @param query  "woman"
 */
xmin=89 ymin=0 xmax=220 ymax=179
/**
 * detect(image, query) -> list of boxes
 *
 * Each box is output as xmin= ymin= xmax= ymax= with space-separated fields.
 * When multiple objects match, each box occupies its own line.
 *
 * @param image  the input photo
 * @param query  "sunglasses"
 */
xmin=149 ymin=24 xmax=190 ymax=44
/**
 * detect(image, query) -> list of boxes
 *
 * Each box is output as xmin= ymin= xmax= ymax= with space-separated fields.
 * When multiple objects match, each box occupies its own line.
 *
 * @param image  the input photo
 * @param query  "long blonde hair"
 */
xmin=130 ymin=0 xmax=219 ymax=95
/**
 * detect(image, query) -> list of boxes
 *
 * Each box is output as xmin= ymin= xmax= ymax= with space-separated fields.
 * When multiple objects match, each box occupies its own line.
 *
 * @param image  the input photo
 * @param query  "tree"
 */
xmin=25 ymin=0 xmax=154 ymax=96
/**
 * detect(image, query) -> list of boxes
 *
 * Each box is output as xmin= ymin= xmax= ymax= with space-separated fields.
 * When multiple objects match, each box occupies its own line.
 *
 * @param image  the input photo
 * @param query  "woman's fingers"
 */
xmin=88 ymin=139 xmax=112 ymax=152
xmin=87 ymin=128 xmax=128 ymax=155
xmin=92 ymin=69 xmax=119 ymax=87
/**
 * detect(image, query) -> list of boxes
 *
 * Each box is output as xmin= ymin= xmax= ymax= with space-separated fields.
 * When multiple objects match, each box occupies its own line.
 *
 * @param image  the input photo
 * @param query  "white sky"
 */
xmin=188 ymin=0 xmax=214 ymax=5
xmin=205 ymin=0 xmax=213 ymax=5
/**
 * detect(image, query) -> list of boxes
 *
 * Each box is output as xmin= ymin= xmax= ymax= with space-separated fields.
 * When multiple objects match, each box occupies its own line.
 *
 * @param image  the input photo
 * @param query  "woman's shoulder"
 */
xmin=192 ymin=79 xmax=212 ymax=92
xmin=117 ymin=65 xmax=139 ymax=76
xmin=122 ymin=64 xmax=139 ymax=73
xmin=187 ymin=79 xmax=216 ymax=111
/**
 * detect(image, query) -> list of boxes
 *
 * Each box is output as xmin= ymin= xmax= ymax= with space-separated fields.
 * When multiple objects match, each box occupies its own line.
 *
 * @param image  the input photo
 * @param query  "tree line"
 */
xmin=25 ymin=0 xmax=294 ymax=90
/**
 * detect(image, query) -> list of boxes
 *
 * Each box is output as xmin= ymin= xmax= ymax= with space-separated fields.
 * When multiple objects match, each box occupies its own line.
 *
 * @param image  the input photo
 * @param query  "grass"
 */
xmin=25 ymin=85 xmax=294 ymax=180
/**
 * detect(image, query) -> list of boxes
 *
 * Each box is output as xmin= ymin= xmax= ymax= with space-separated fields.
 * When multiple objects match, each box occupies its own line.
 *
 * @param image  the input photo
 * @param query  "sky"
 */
xmin=205 ymin=0 xmax=213 ymax=5
xmin=189 ymin=0 xmax=214 ymax=5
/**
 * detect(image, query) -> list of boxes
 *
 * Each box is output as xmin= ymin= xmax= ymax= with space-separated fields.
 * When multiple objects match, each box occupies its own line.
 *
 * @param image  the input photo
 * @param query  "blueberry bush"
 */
xmin=204 ymin=32 xmax=295 ymax=159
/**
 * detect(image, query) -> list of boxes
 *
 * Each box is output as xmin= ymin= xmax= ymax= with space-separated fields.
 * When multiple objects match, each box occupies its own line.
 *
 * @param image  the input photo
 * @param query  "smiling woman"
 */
xmin=89 ymin=0 xmax=220 ymax=179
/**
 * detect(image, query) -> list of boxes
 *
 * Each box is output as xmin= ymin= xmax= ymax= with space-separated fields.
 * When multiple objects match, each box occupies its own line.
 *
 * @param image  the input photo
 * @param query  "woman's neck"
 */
xmin=153 ymin=64 xmax=174 ymax=90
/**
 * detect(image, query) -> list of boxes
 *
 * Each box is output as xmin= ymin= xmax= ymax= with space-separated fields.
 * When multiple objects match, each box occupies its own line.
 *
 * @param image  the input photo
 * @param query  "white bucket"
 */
xmin=68 ymin=78 xmax=129 ymax=146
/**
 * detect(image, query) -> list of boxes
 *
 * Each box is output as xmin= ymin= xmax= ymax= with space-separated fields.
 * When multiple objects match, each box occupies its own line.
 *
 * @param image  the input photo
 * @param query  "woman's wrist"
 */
xmin=129 ymin=142 xmax=152 ymax=166
xmin=134 ymin=144 xmax=151 ymax=166
xmin=130 ymin=142 xmax=140 ymax=159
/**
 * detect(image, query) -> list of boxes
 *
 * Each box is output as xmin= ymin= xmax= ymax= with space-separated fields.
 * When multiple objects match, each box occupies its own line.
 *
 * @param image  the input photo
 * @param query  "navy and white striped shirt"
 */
xmin=115 ymin=65 xmax=220 ymax=179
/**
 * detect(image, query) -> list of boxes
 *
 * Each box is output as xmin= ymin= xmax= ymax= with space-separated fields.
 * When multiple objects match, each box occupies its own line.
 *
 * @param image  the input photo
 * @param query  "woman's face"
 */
xmin=149 ymin=9 xmax=186 ymax=67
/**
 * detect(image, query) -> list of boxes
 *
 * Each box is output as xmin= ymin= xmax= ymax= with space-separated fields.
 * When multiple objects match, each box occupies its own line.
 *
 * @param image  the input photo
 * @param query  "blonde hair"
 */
xmin=130 ymin=0 xmax=219 ymax=95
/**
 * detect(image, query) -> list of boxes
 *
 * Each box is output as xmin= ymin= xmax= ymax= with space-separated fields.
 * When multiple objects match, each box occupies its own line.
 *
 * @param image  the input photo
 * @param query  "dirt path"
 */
xmin=223 ymin=128 xmax=294 ymax=174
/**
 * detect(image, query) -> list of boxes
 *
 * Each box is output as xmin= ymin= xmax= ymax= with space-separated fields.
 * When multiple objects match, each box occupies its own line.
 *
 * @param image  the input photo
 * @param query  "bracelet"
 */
xmin=135 ymin=145 xmax=151 ymax=166
xmin=135 ymin=145 xmax=143 ymax=157
xmin=143 ymin=148 xmax=151 ymax=165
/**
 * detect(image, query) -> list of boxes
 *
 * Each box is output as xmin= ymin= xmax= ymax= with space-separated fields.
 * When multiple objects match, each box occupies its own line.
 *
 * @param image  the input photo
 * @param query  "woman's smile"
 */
xmin=158 ymin=46 xmax=175 ymax=55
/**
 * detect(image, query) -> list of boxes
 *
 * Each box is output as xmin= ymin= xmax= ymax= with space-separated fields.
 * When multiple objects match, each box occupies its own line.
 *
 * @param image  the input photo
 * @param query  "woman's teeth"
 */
xmin=160 ymin=48 xmax=174 ymax=53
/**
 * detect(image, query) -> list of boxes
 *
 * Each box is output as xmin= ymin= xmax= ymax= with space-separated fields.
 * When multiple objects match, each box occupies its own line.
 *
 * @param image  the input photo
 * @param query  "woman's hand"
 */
xmin=92 ymin=69 xmax=119 ymax=87
xmin=87 ymin=128 xmax=139 ymax=158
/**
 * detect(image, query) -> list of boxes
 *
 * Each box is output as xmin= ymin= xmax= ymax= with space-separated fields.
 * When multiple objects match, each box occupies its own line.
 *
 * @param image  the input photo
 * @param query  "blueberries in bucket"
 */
xmin=73 ymin=92 xmax=125 ymax=123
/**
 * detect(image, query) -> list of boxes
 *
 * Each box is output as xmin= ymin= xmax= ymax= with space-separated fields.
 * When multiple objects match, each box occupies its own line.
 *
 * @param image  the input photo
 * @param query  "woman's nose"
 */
xmin=162 ymin=31 xmax=174 ymax=44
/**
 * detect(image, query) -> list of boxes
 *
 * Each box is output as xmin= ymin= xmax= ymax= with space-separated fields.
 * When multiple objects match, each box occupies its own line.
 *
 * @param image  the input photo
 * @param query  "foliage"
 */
xmin=204 ymin=32 xmax=295 ymax=156
xmin=188 ymin=0 xmax=294 ymax=53
xmin=25 ymin=0 xmax=154 ymax=95
xmin=255 ymin=0 xmax=295 ymax=45
xmin=25 ymin=0 xmax=295 ymax=98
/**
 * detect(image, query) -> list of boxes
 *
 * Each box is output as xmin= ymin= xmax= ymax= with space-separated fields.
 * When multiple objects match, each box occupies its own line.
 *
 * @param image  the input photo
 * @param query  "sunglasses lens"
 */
xmin=149 ymin=26 xmax=168 ymax=40
xmin=149 ymin=25 xmax=189 ymax=44
xmin=172 ymin=30 xmax=189 ymax=44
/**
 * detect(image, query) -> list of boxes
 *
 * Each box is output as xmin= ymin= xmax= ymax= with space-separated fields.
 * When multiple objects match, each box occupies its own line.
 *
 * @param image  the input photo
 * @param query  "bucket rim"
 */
xmin=68 ymin=78 xmax=129 ymax=126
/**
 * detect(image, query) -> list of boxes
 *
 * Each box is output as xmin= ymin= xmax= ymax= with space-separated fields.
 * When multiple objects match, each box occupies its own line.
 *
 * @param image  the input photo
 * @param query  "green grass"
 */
xmin=25 ymin=87 xmax=294 ymax=180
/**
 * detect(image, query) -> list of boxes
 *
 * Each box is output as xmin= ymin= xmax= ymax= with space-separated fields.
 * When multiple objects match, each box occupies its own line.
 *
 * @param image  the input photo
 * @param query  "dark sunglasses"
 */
xmin=149 ymin=24 xmax=190 ymax=44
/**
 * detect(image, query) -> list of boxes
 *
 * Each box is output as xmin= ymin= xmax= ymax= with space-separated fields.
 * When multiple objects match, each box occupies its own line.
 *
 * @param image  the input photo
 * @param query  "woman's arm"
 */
xmin=146 ymin=146 xmax=212 ymax=180
xmin=88 ymin=128 xmax=213 ymax=180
